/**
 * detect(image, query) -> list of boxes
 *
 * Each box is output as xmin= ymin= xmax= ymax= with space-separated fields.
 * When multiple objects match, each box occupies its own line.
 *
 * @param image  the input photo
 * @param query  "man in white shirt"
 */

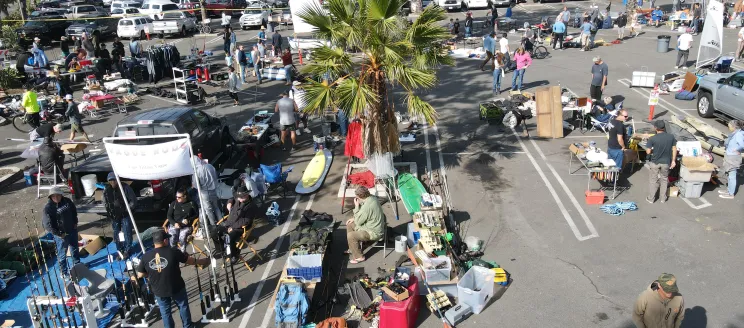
xmin=737 ymin=27 xmax=744 ymax=62
xmin=499 ymin=33 xmax=511 ymax=67
xmin=675 ymin=32 xmax=693 ymax=69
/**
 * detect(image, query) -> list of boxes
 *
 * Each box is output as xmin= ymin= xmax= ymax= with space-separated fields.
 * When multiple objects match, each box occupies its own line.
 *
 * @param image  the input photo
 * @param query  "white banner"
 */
xmin=696 ymin=0 xmax=723 ymax=68
xmin=104 ymin=138 xmax=193 ymax=180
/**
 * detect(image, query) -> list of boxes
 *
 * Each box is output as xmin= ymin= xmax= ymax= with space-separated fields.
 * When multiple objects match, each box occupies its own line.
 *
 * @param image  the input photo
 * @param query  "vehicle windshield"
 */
xmin=71 ymin=19 xmax=97 ymax=24
xmin=24 ymin=21 xmax=47 ymax=27
xmin=243 ymin=9 xmax=262 ymax=14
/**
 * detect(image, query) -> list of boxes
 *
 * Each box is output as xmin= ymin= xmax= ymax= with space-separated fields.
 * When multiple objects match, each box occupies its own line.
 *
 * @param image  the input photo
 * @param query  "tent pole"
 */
xmin=113 ymin=173 xmax=145 ymax=254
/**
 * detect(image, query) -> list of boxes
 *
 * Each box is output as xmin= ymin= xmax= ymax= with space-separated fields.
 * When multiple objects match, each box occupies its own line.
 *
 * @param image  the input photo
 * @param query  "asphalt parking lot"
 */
xmin=2 ymin=1 xmax=744 ymax=327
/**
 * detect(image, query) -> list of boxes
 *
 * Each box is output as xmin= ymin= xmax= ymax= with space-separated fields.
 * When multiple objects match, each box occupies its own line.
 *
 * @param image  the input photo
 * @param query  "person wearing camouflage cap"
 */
xmin=632 ymin=273 xmax=685 ymax=328
xmin=42 ymin=187 xmax=80 ymax=279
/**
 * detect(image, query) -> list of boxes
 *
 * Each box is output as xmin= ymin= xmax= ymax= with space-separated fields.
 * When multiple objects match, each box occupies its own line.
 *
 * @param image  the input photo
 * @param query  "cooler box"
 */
xmin=379 ymin=275 xmax=420 ymax=328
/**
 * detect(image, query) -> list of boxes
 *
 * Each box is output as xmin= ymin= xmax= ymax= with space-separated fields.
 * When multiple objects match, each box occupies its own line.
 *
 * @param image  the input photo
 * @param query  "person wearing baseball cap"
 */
xmin=64 ymin=94 xmax=90 ymax=142
xmin=645 ymin=120 xmax=678 ymax=203
xmin=103 ymin=172 xmax=137 ymax=257
xmin=590 ymin=56 xmax=608 ymax=102
xmin=136 ymin=228 xmax=210 ymax=328
xmin=209 ymin=184 xmax=257 ymax=262
xmin=42 ymin=186 xmax=80 ymax=279
xmin=633 ymin=273 xmax=685 ymax=328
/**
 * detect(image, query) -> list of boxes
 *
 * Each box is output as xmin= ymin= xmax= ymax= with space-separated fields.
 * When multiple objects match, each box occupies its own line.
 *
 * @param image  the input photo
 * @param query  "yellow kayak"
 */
xmin=296 ymin=149 xmax=333 ymax=194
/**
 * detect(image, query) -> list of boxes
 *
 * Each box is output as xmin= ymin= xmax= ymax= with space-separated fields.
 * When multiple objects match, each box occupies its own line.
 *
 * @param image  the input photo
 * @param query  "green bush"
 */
xmin=1 ymin=25 xmax=20 ymax=51
xmin=0 ymin=66 xmax=22 ymax=90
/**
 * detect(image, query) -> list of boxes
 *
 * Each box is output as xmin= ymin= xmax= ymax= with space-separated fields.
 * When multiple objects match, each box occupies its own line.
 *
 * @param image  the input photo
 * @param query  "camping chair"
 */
xmin=68 ymin=263 xmax=115 ymax=319
xmin=161 ymin=218 xmax=206 ymax=258
xmin=259 ymin=163 xmax=293 ymax=199
xmin=215 ymin=217 xmax=263 ymax=271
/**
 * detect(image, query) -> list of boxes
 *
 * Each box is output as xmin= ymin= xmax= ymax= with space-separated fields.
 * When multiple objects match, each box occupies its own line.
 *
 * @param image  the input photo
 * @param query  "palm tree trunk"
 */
xmin=363 ymin=71 xmax=400 ymax=157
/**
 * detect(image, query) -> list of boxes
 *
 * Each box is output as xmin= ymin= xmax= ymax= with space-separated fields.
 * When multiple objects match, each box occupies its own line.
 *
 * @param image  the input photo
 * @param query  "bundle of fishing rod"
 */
xmin=192 ymin=233 xmax=242 ymax=324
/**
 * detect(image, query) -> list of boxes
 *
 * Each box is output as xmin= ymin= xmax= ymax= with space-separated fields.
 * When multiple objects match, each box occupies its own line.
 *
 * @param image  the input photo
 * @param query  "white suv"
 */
xmin=239 ymin=7 xmax=270 ymax=29
xmin=117 ymin=16 xmax=154 ymax=39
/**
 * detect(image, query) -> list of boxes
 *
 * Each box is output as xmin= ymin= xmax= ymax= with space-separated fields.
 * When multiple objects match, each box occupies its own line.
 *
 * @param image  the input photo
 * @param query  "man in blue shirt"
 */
xmin=580 ymin=18 xmax=593 ymax=51
xmin=721 ymin=120 xmax=744 ymax=199
xmin=480 ymin=32 xmax=496 ymax=71
xmin=651 ymin=7 xmax=664 ymax=27
xmin=552 ymin=18 xmax=566 ymax=50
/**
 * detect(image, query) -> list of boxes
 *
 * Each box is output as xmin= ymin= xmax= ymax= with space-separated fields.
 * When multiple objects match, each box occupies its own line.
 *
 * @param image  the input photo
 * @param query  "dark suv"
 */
xmin=69 ymin=107 xmax=235 ymax=214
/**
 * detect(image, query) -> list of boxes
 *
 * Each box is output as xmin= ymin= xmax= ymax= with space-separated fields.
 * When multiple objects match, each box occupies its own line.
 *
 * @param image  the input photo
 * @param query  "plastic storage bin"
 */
xmin=457 ymin=266 xmax=495 ymax=315
xmin=679 ymin=165 xmax=713 ymax=183
xmin=286 ymin=254 xmax=322 ymax=283
xmin=678 ymin=179 xmax=704 ymax=199
xmin=379 ymin=276 xmax=420 ymax=328
xmin=423 ymin=256 xmax=451 ymax=284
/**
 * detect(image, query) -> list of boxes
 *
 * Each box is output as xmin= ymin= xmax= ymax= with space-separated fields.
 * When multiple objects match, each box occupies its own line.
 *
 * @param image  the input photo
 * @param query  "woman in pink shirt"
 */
xmin=511 ymin=47 xmax=532 ymax=92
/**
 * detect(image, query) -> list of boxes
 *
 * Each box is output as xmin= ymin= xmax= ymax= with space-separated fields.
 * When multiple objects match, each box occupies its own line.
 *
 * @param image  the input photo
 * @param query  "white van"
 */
xmin=462 ymin=0 xmax=488 ymax=9
xmin=140 ymin=0 xmax=180 ymax=19
xmin=438 ymin=0 xmax=461 ymax=11
xmin=117 ymin=16 xmax=154 ymax=38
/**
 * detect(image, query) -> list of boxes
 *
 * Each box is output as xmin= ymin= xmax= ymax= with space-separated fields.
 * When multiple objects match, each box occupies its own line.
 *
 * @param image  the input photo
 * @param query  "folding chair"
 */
xmin=161 ymin=218 xmax=206 ymax=258
xmin=36 ymin=161 xmax=65 ymax=199
xmin=356 ymin=226 xmax=390 ymax=260
xmin=216 ymin=217 xmax=263 ymax=272
xmin=259 ymin=163 xmax=293 ymax=199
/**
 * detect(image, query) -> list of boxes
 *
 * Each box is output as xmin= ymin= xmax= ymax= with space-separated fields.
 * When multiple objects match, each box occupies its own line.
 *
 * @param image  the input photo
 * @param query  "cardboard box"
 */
xmin=381 ymin=285 xmax=410 ymax=301
xmin=94 ymin=189 xmax=103 ymax=202
xmin=669 ymin=186 xmax=680 ymax=198
xmin=569 ymin=142 xmax=590 ymax=155
xmin=68 ymin=234 xmax=107 ymax=256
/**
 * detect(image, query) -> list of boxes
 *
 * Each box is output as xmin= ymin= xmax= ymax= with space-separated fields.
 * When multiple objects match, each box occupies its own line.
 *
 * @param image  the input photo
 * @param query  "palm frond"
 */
xmin=335 ymin=77 xmax=379 ymax=118
xmin=301 ymin=80 xmax=336 ymax=116
xmin=405 ymin=92 xmax=438 ymax=124
xmin=300 ymin=46 xmax=354 ymax=79
xmin=296 ymin=2 xmax=334 ymax=38
xmin=388 ymin=64 xmax=437 ymax=91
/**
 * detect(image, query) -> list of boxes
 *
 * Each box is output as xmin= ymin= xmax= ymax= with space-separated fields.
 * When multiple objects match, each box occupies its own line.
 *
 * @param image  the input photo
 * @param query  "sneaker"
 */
xmin=674 ymin=66 xmax=679 ymax=69
xmin=303 ymin=128 xmax=311 ymax=133
xmin=646 ymin=197 xmax=654 ymax=204
xmin=296 ymin=129 xmax=301 ymax=136
xmin=718 ymin=189 xmax=730 ymax=194
xmin=720 ymin=193 xmax=735 ymax=199
xmin=681 ymin=66 xmax=687 ymax=70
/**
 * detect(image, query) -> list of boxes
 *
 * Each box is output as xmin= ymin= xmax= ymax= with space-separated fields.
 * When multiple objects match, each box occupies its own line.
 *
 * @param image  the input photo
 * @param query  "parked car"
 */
xmin=152 ymin=11 xmax=198 ymax=37
xmin=68 ymin=107 xmax=235 ymax=214
xmin=110 ymin=0 xmax=141 ymax=12
xmin=17 ymin=20 xmax=71 ymax=46
xmin=438 ymin=0 xmax=461 ymax=11
xmin=29 ymin=9 xmax=68 ymax=19
xmin=117 ymin=16 xmax=154 ymax=39
xmin=174 ymin=0 xmax=201 ymax=16
xmin=203 ymin=0 xmax=244 ymax=17
xmin=111 ymin=7 xmax=141 ymax=17
xmin=697 ymin=71 xmax=744 ymax=119
xmin=280 ymin=9 xmax=291 ymax=24
xmin=65 ymin=5 xmax=107 ymax=19
xmin=489 ymin=0 xmax=513 ymax=6
xmin=462 ymin=0 xmax=489 ymax=9
xmin=65 ymin=18 xmax=119 ymax=38
xmin=139 ymin=0 xmax=180 ymax=19
xmin=36 ymin=0 xmax=62 ymax=9
xmin=239 ymin=7 xmax=270 ymax=29
xmin=268 ymin=0 xmax=286 ymax=8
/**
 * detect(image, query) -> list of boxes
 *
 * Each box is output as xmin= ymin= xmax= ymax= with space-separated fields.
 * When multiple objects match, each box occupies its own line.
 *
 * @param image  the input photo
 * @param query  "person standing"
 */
xmin=675 ymin=31 xmax=693 ymax=69
xmin=22 ymin=85 xmax=41 ymax=129
xmin=281 ymin=48 xmax=293 ymax=86
xmin=737 ymin=26 xmax=744 ymax=62
xmin=448 ymin=18 xmax=455 ymax=35
xmin=166 ymin=190 xmax=198 ymax=253
xmin=560 ymin=6 xmax=571 ymax=34
xmin=103 ymin=172 xmax=137 ymax=258
xmin=221 ymin=12 xmax=231 ymax=28
xmin=552 ymin=16 xmax=566 ymax=50
xmin=227 ymin=66 xmax=240 ymax=107
xmin=487 ymin=5 xmax=498 ymax=32
xmin=616 ymin=12 xmax=628 ymax=40
xmin=272 ymin=30 xmax=283 ymax=56
xmin=345 ymin=186 xmax=386 ymax=264
xmin=580 ymin=17 xmax=593 ymax=51
xmin=81 ymin=34 xmax=95 ymax=59
xmin=492 ymin=51 xmax=505 ymax=95
xmin=111 ymin=42 xmax=125 ymax=77
xmin=499 ymin=33 xmax=511 ymax=67
xmin=60 ymin=36 xmax=70 ymax=58
xmin=289 ymin=81 xmax=312 ymax=134
xmin=606 ymin=109 xmax=628 ymax=169
xmin=258 ymin=26 xmax=267 ymax=42
xmin=210 ymin=186 xmax=256 ymax=261
xmin=72 ymin=36 xmax=82 ymax=53
xmin=632 ymin=274 xmax=685 ymax=328
xmin=645 ymin=120 xmax=677 ymax=203
xmin=720 ymin=120 xmax=744 ymax=199
xmin=453 ymin=18 xmax=461 ymax=36
xmin=129 ymin=37 xmax=142 ymax=58
xmin=257 ymin=40 xmax=266 ymax=58
xmin=251 ymin=45 xmax=263 ymax=84
xmin=275 ymin=92 xmax=299 ymax=151
xmin=480 ymin=32 xmax=496 ymax=71
xmin=464 ymin=12 xmax=473 ymax=38
xmin=192 ymin=156 xmax=222 ymax=226
xmin=590 ymin=56 xmax=608 ymax=101
xmin=511 ymin=47 xmax=531 ymax=92
xmin=229 ymin=28 xmax=237 ymax=53
xmin=136 ymin=228 xmax=210 ymax=328
xmin=237 ymin=45 xmax=249 ymax=83
xmin=42 ymin=187 xmax=80 ymax=279
xmin=691 ymin=3 xmax=702 ymax=35
xmin=64 ymin=95 xmax=90 ymax=142
xmin=223 ymin=27 xmax=232 ymax=55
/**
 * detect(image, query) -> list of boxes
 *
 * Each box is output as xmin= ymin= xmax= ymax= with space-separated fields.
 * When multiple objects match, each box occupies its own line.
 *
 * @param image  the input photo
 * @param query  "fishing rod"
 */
xmin=192 ymin=243 xmax=209 ymax=323
xmin=206 ymin=250 xmax=216 ymax=321
xmin=221 ymin=234 xmax=234 ymax=308
xmin=228 ymin=241 xmax=239 ymax=303
xmin=100 ymin=221 xmax=125 ymax=322
xmin=14 ymin=223 xmax=52 ymax=328
xmin=23 ymin=214 xmax=61 ymax=328
xmin=31 ymin=210 xmax=78 ymax=328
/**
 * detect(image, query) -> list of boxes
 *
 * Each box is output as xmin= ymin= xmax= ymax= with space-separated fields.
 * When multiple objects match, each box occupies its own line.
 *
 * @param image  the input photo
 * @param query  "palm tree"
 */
xmin=297 ymin=0 xmax=453 ymax=157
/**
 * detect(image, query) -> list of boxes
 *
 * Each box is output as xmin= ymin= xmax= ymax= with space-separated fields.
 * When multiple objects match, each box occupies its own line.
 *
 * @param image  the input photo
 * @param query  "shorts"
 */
xmin=71 ymin=122 xmax=85 ymax=133
xmin=281 ymin=124 xmax=296 ymax=132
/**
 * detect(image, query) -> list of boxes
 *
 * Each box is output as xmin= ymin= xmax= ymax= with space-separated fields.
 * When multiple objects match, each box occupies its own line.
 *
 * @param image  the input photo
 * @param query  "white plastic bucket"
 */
xmin=81 ymin=174 xmax=98 ymax=197
xmin=394 ymin=236 xmax=407 ymax=253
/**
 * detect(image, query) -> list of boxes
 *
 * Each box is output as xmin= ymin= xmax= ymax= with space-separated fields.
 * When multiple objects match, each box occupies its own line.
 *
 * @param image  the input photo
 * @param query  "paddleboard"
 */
xmin=296 ymin=149 xmax=333 ymax=194
xmin=670 ymin=115 xmax=732 ymax=157
xmin=397 ymin=173 xmax=426 ymax=214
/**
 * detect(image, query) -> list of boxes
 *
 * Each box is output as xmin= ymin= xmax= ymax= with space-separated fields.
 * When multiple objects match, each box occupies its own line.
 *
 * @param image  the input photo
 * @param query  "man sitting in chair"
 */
xmin=38 ymin=137 xmax=66 ymax=182
xmin=210 ymin=185 xmax=256 ymax=262
xmin=345 ymin=186 xmax=386 ymax=264
xmin=166 ymin=190 xmax=198 ymax=253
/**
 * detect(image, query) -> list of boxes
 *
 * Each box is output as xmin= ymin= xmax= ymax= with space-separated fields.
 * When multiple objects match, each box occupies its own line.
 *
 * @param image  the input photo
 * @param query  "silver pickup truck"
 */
xmin=696 ymin=71 xmax=744 ymax=119
xmin=152 ymin=11 xmax=197 ymax=38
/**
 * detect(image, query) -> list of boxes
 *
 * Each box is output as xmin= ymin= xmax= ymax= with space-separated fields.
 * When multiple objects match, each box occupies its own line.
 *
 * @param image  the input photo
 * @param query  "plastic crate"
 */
xmin=585 ymin=190 xmax=605 ymax=205
xmin=678 ymin=179 xmax=704 ymax=199
xmin=286 ymin=254 xmax=322 ymax=283
xmin=423 ymin=256 xmax=451 ymax=284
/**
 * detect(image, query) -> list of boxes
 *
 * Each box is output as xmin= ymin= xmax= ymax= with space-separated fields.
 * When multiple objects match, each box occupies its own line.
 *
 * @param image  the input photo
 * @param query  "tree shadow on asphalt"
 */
xmin=0 ymin=151 xmax=25 ymax=167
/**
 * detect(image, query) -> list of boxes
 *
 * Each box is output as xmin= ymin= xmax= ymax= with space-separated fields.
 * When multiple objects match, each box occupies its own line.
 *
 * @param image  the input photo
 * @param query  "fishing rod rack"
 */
xmin=25 ymin=295 xmax=99 ymax=328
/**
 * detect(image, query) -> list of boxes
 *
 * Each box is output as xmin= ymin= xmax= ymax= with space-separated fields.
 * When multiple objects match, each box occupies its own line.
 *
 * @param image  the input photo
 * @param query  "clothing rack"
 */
xmin=142 ymin=44 xmax=181 ymax=84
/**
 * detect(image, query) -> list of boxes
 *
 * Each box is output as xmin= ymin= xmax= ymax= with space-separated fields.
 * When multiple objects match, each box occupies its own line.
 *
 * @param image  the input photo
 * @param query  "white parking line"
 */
xmin=146 ymin=94 xmax=184 ymax=105
xmin=681 ymin=196 xmax=712 ymax=209
xmin=617 ymin=78 xmax=691 ymax=118
xmin=237 ymin=194 xmax=310 ymax=328
xmin=511 ymin=128 xmax=598 ymax=241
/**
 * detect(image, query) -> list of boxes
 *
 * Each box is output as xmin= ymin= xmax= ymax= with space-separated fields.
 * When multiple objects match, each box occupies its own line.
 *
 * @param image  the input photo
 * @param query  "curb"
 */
xmin=0 ymin=166 xmax=23 ymax=191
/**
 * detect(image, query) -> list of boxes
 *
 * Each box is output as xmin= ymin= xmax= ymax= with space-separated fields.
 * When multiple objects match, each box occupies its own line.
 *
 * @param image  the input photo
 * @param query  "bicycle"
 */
xmin=197 ymin=19 xmax=212 ymax=34
xmin=522 ymin=37 xmax=549 ymax=59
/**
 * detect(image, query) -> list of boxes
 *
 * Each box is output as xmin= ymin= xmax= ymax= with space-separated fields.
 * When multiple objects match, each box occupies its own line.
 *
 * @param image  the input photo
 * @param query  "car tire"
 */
xmin=697 ymin=92 xmax=715 ymax=118
xmin=181 ymin=27 xmax=186 ymax=37
xmin=221 ymin=129 xmax=235 ymax=159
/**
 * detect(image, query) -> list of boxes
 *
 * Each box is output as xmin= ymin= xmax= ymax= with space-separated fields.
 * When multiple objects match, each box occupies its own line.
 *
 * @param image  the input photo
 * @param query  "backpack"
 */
xmin=275 ymin=283 xmax=309 ymax=327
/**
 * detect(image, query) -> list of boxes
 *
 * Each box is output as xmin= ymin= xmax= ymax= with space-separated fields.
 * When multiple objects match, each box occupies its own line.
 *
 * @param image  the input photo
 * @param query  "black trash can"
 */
xmin=657 ymin=35 xmax=671 ymax=53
